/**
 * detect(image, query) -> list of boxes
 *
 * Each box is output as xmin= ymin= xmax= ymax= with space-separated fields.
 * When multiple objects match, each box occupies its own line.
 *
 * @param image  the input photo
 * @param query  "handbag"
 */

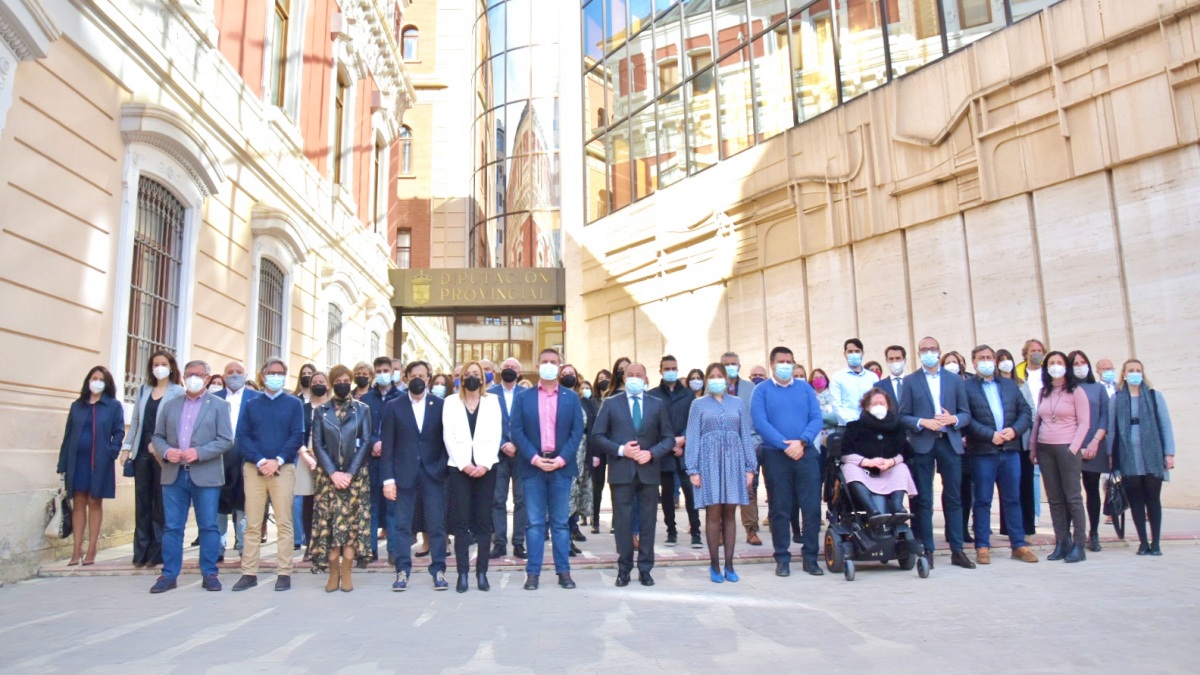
xmin=1103 ymin=473 xmax=1127 ymax=540
xmin=45 ymin=477 xmax=73 ymax=539
xmin=123 ymin=456 xmax=136 ymax=478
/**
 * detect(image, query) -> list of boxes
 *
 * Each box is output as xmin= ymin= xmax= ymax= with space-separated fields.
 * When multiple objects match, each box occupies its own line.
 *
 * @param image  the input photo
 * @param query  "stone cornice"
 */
xmin=0 ymin=0 xmax=61 ymax=60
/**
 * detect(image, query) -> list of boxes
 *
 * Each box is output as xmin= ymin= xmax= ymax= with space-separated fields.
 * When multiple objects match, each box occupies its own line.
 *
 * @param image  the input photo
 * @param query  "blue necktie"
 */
xmin=632 ymin=395 xmax=642 ymax=432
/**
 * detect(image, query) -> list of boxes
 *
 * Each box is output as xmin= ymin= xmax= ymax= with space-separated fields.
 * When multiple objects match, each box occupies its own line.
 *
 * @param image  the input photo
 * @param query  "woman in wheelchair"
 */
xmin=840 ymin=388 xmax=917 ymax=523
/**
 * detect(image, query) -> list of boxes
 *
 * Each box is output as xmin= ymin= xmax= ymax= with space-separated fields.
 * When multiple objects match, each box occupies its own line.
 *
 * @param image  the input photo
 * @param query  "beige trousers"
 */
xmin=241 ymin=463 xmax=295 ymax=576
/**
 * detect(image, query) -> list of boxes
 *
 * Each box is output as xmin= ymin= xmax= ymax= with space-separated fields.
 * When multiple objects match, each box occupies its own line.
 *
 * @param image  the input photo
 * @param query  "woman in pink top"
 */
xmin=1030 ymin=351 xmax=1091 ymax=563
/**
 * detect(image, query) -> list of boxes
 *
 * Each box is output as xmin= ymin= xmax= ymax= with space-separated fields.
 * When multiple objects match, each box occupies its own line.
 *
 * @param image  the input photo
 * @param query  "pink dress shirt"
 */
xmin=535 ymin=382 xmax=565 ymax=468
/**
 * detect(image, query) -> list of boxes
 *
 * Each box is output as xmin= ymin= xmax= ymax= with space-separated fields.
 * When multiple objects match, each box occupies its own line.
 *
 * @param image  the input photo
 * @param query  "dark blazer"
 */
xmin=151 ymin=393 xmax=235 ymax=487
xmin=360 ymin=385 xmax=401 ymax=446
xmin=380 ymin=393 xmax=447 ymax=489
xmin=964 ymin=376 xmax=1032 ymax=454
xmin=876 ymin=375 xmax=907 ymax=406
xmin=591 ymin=391 xmax=676 ymax=485
xmin=214 ymin=387 xmax=261 ymax=513
xmin=898 ymin=367 xmax=971 ymax=455
xmin=647 ymin=380 xmax=692 ymax=471
xmin=57 ymin=396 xmax=126 ymax=499
xmin=510 ymin=383 xmax=586 ymax=480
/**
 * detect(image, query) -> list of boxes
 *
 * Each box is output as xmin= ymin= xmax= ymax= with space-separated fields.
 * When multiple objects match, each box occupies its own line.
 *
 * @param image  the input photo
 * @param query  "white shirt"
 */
xmin=1026 ymin=367 xmax=1044 ymax=403
xmin=410 ymin=393 xmax=426 ymax=433
xmin=887 ymin=375 xmax=905 ymax=395
xmin=225 ymin=386 xmax=244 ymax=431
xmin=501 ymin=383 xmax=516 ymax=412
xmin=924 ymin=367 xmax=942 ymax=414
xmin=1103 ymin=382 xmax=1117 ymax=398
xmin=830 ymin=367 xmax=879 ymax=426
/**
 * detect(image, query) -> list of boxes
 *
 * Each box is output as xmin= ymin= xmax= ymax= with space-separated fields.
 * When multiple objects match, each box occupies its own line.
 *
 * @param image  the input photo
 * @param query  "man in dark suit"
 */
xmin=381 ymin=360 xmax=449 ymax=592
xmin=593 ymin=362 xmax=676 ymax=587
xmin=360 ymin=356 xmax=402 ymax=563
xmin=488 ymin=356 xmax=527 ymax=559
xmin=899 ymin=336 xmax=975 ymax=569
xmin=510 ymin=348 xmax=585 ymax=590
xmin=964 ymin=344 xmax=1038 ymax=565
xmin=879 ymin=345 xmax=908 ymax=405
xmin=214 ymin=361 xmax=260 ymax=561
xmin=648 ymin=355 xmax=702 ymax=549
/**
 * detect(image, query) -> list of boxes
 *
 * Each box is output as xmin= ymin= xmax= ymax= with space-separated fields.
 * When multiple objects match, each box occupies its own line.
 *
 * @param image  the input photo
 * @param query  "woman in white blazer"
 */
xmin=443 ymin=360 xmax=503 ymax=593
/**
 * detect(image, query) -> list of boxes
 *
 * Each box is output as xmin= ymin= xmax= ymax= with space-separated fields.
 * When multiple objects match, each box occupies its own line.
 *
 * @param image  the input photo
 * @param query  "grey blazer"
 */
xmin=591 ymin=391 xmax=676 ymax=485
xmin=124 ymin=383 xmax=185 ymax=458
xmin=151 ymin=393 xmax=235 ymax=487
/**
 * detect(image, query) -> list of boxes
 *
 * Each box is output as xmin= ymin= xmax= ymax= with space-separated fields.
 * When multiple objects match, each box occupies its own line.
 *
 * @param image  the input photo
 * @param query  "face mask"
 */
xmin=888 ymin=361 xmax=905 ymax=376
xmin=976 ymin=360 xmax=995 ymax=377
xmin=998 ymin=359 xmax=1015 ymax=374
xmin=375 ymin=373 xmax=392 ymax=388
xmin=689 ymin=379 xmax=703 ymax=392
xmin=208 ymin=384 xmax=224 ymax=394
xmin=392 ymin=370 xmax=403 ymax=384
xmin=463 ymin=376 xmax=482 ymax=392
xmin=454 ymin=378 xmax=460 ymax=388
xmin=89 ymin=379 xmax=106 ymax=394
xmin=920 ymin=352 xmax=940 ymax=369
xmin=481 ymin=372 xmax=491 ymax=384
xmin=1101 ymin=369 xmax=1116 ymax=384
xmin=869 ymin=404 xmax=888 ymax=420
xmin=707 ymin=378 xmax=727 ymax=395
xmin=559 ymin=374 xmax=578 ymax=390
xmin=847 ymin=353 xmax=863 ymax=368
xmin=625 ymin=377 xmax=645 ymax=395
xmin=662 ymin=370 xmax=679 ymax=383
xmin=184 ymin=375 xmax=206 ymax=394
xmin=1073 ymin=365 xmax=1090 ymax=379
xmin=225 ymin=374 xmax=246 ymax=391
xmin=299 ymin=375 xmax=312 ymax=389
xmin=538 ymin=363 xmax=560 ymax=381
xmin=354 ymin=376 xmax=370 ymax=389
xmin=724 ymin=364 xmax=739 ymax=379
xmin=1047 ymin=364 xmax=1067 ymax=379
xmin=501 ymin=368 xmax=518 ymax=383
xmin=812 ymin=376 xmax=828 ymax=390
xmin=774 ymin=363 xmax=794 ymax=380
xmin=944 ymin=362 xmax=961 ymax=375
xmin=407 ymin=378 xmax=427 ymax=395
xmin=431 ymin=384 xmax=447 ymax=398
xmin=597 ymin=380 xmax=610 ymax=392
xmin=1030 ymin=353 xmax=1045 ymax=367
xmin=264 ymin=374 xmax=286 ymax=392
xmin=751 ymin=376 xmax=766 ymax=384
xmin=582 ymin=388 xmax=592 ymax=399
xmin=152 ymin=365 xmax=171 ymax=382
xmin=333 ymin=382 xmax=352 ymax=399
xmin=1125 ymin=372 xmax=1144 ymax=387
xmin=311 ymin=384 xmax=328 ymax=397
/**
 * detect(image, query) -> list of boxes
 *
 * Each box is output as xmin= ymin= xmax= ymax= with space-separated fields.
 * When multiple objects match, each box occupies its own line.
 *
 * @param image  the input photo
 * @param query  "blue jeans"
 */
xmin=292 ymin=496 xmax=305 ymax=547
xmin=971 ymin=452 xmax=1026 ymax=549
xmin=761 ymin=448 xmax=821 ymax=563
xmin=1033 ymin=465 xmax=1042 ymax=518
xmin=910 ymin=439 xmax=964 ymax=554
xmin=522 ymin=470 xmax=573 ymax=575
xmin=162 ymin=469 xmax=220 ymax=579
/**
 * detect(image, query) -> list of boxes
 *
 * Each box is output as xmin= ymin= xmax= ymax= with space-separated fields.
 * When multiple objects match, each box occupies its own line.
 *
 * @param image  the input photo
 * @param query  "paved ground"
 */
xmin=3 ymin=539 xmax=1198 ymax=672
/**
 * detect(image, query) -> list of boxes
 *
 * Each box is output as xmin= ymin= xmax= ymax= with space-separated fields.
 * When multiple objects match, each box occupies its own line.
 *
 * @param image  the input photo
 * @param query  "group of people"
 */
xmin=55 ymin=335 xmax=1176 ymax=593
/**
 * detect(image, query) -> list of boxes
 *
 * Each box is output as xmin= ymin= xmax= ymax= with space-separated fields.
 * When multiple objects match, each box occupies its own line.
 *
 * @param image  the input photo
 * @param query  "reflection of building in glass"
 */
xmin=581 ymin=0 xmax=1061 ymax=223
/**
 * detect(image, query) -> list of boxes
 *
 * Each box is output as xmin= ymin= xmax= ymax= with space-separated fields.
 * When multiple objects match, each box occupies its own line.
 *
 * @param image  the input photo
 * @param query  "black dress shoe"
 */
xmin=149 ymin=576 xmax=176 ymax=594
xmin=476 ymin=572 xmax=490 ymax=591
xmin=202 ymin=575 xmax=222 ymax=592
xmin=456 ymin=573 xmax=469 ymax=593
xmin=950 ymin=551 xmax=976 ymax=569
xmin=639 ymin=572 xmax=654 ymax=587
xmin=558 ymin=573 xmax=576 ymax=589
xmin=1087 ymin=531 xmax=1102 ymax=552
xmin=590 ymin=524 xmax=600 ymax=534
xmin=1136 ymin=541 xmax=1151 ymax=555
xmin=963 ymin=532 xmax=975 ymax=544
xmin=924 ymin=551 xmax=935 ymax=569
xmin=1048 ymin=537 xmax=1071 ymax=561
xmin=1150 ymin=542 xmax=1163 ymax=556
xmin=793 ymin=533 xmax=803 ymax=545
xmin=190 ymin=537 xmax=200 ymax=547
xmin=615 ymin=573 xmax=630 ymax=587
xmin=569 ymin=543 xmax=581 ymax=557
xmin=489 ymin=543 xmax=506 ymax=559
xmin=571 ymin=525 xmax=587 ymax=542
xmin=523 ymin=574 xmax=539 ymax=590
xmin=232 ymin=575 xmax=258 ymax=591
xmin=665 ymin=533 xmax=677 ymax=546
xmin=1064 ymin=544 xmax=1086 ymax=563
xmin=775 ymin=562 xmax=790 ymax=577
xmin=802 ymin=560 xmax=824 ymax=576
xmin=274 ymin=575 xmax=291 ymax=591
xmin=514 ymin=544 xmax=527 ymax=559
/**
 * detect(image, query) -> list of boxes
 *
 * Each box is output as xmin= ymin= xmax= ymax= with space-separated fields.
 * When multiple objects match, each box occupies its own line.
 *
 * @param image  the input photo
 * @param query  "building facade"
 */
xmin=566 ymin=0 xmax=1200 ymax=506
xmin=0 ymin=0 xmax=418 ymax=581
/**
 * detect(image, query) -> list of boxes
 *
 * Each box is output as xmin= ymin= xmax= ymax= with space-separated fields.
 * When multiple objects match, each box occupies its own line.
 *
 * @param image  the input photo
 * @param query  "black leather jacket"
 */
xmin=313 ymin=399 xmax=372 ymax=475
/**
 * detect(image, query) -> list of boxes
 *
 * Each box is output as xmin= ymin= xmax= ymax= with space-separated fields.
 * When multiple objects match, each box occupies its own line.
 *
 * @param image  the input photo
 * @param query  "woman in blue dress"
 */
xmin=56 ymin=366 xmax=126 ymax=565
xmin=685 ymin=363 xmax=758 ymax=583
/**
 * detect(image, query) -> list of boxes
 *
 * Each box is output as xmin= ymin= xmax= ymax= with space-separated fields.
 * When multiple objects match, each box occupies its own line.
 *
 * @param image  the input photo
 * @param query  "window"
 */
xmin=256 ymin=259 xmax=285 ymax=369
xmin=333 ymin=75 xmax=348 ymax=185
xmin=370 ymin=331 xmax=381 ymax=359
xmin=399 ymin=126 xmax=413 ymax=175
xmin=124 ymin=177 xmax=185 ymax=402
xmin=690 ymin=53 xmax=714 ymax=94
xmin=327 ymin=303 xmax=343 ymax=366
xmin=658 ymin=59 xmax=680 ymax=99
xmin=268 ymin=0 xmax=290 ymax=108
xmin=372 ymin=138 xmax=386 ymax=230
xmin=596 ymin=107 xmax=607 ymax=129
xmin=402 ymin=26 xmax=419 ymax=61
xmin=396 ymin=228 xmax=412 ymax=268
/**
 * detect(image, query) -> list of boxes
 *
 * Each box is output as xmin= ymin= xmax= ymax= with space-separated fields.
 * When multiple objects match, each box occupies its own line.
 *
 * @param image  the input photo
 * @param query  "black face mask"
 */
xmin=501 ymin=368 xmax=518 ymax=383
xmin=332 ymin=383 xmax=352 ymax=399
xmin=310 ymin=384 xmax=328 ymax=397
xmin=299 ymin=375 xmax=312 ymax=389
xmin=463 ymin=376 xmax=482 ymax=392
xmin=407 ymin=378 xmax=427 ymax=395
xmin=354 ymin=376 xmax=369 ymax=389
xmin=597 ymin=380 xmax=610 ymax=393
xmin=560 ymin=374 xmax=578 ymax=390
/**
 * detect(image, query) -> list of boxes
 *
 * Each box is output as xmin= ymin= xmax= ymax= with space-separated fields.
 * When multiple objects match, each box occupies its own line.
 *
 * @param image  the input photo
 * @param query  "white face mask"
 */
xmin=998 ymin=359 xmax=1015 ymax=373
xmin=1047 ymin=364 xmax=1067 ymax=379
xmin=1073 ymin=365 xmax=1090 ymax=379
xmin=88 ymin=379 xmax=106 ymax=395
xmin=152 ymin=365 xmax=171 ymax=382
xmin=868 ymin=404 xmax=888 ymax=420
xmin=185 ymin=375 xmax=206 ymax=394
xmin=944 ymin=362 xmax=961 ymax=375
xmin=887 ymin=361 xmax=904 ymax=376
xmin=208 ymin=384 xmax=224 ymax=394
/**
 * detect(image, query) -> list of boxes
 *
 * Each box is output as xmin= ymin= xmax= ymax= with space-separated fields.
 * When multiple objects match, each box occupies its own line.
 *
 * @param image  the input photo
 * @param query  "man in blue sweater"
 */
xmin=232 ymin=357 xmax=305 ymax=592
xmin=751 ymin=346 xmax=825 ymax=577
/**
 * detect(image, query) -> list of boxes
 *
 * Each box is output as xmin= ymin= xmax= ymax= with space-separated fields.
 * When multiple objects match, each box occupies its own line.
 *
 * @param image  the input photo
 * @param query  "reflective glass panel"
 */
xmin=717 ymin=46 xmax=754 ymax=158
xmin=631 ymin=0 xmax=655 ymax=34
xmin=885 ymin=0 xmax=943 ymax=79
xmin=607 ymin=120 xmax=633 ymax=210
xmin=609 ymin=41 xmax=632 ymax=123
xmin=789 ymin=2 xmax=837 ymax=122
xmin=488 ymin=3 xmax=506 ymax=55
xmin=836 ymin=0 xmax=888 ymax=102
xmin=654 ymin=0 xmax=676 ymax=14
xmin=752 ymin=32 xmax=792 ymax=143
xmin=490 ymin=54 xmax=506 ymax=109
xmin=529 ymin=98 xmax=559 ymax=153
xmin=944 ymin=0 xmax=1006 ymax=51
xmin=749 ymin=0 xmax=788 ymax=37
xmin=654 ymin=5 xmax=683 ymax=99
xmin=507 ymin=46 xmax=530 ymax=102
xmin=686 ymin=66 xmax=717 ymax=174
xmin=684 ymin=0 xmax=713 ymax=71
xmin=630 ymin=104 xmax=657 ymax=200
xmin=508 ymin=0 xmax=531 ymax=49
xmin=626 ymin=17 xmax=655 ymax=112
xmin=657 ymin=96 xmax=686 ymax=187
xmin=713 ymin=0 xmax=748 ymax=60
xmin=1011 ymin=0 xmax=1058 ymax=21
xmin=584 ymin=0 xmax=604 ymax=63
xmin=531 ymin=44 xmax=559 ymax=98
xmin=607 ymin=0 xmax=629 ymax=53
xmin=586 ymin=132 xmax=610 ymax=222
xmin=584 ymin=63 xmax=610 ymax=136
xmin=531 ymin=0 xmax=560 ymax=45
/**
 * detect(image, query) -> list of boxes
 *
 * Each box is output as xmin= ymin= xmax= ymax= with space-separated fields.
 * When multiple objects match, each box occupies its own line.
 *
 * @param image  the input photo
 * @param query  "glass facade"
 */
xmin=472 ymin=0 xmax=563 ymax=269
xmin=582 ymin=0 xmax=1062 ymax=223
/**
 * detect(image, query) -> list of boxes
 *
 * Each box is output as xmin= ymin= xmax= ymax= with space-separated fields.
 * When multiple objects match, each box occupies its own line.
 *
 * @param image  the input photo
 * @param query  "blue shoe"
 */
xmin=724 ymin=567 xmax=739 ymax=583
xmin=433 ymin=571 xmax=449 ymax=591
xmin=709 ymin=567 xmax=724 ymax=583
xmin=392 ymin=572 xmax=409 ymax=592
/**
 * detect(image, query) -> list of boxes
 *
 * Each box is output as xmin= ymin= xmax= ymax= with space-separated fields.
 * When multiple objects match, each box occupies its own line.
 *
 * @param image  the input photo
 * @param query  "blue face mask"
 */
xmin=582 ymin=388 xmax=592 ymax=399
xmin=625 ymin=377 xmax=646 ymax=395
xmin=976 ymin=360 xmax=995 ymax=377
xmin=724 ymin=364 xmax=739 ymax=379
xmin=662 ymin=370 xmax=679 ymax=383
xmin=1125 ymin=372 xmax=1143 ymax=387
xmin=263 ymin=374 xmax=286 ymax=392
xmin=920 ymin=351 xmax=940 ymax=369
xmin=774 ymin=363 xmax=794 ymax=380
xmin=707 ymin=378 xmax=727 ymax=395
xmin=847 ymin=353 xmax=863 ymax=368
xmin=431 ymin=384 xmax=446 ymax=398
xmin=375 ymin=373 xmax=392 ymax=388
xmin=485 ymin=372 xmax=494 ymax=384
xmin=689 ymin=379 xmax=704 ymax=392
xmin=1101 ymin=369 xmax=1116 ymax=384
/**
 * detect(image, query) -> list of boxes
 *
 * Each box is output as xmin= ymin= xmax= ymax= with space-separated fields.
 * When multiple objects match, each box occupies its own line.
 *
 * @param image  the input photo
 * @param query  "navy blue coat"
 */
xmin=964 ymin=376 xmax=1032 ymax=454
xmin=380 ymin=394 xmax=448 ymax=489
xmin=510 ymin=384 xmax=586 ymax=480
xmin=57 ymin=396 xmax=126 ymax=499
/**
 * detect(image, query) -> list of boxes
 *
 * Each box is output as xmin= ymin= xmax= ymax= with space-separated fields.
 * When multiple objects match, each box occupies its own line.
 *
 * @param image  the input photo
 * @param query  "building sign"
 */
xmin=391 ymin=268 xmax=566 ymax=312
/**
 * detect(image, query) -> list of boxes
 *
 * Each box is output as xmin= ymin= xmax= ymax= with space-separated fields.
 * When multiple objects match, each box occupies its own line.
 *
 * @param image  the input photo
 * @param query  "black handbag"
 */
xmin=1103 ymin=473 xmax=1127 ymax=540
xmin=123 ymin=457 xmax=136 ymax=478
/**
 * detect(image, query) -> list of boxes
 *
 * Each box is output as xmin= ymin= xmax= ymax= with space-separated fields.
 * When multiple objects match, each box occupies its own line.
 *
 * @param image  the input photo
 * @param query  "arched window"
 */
xmin=402 ymin=26 xmax=419 ymax=61
xmin=370 ymin=331 xmax=381 ymax=359
xmin=597 ymin=107 xmax=607 ymax=129
xmin=256 ymin=259 xmax=285 ymax=368
xmin=124 ymin=177 xmax=185 ymax=401
xmin=327 ymin=303 xmax=343 ymax=366
xmin=399 ymin=126 xmax=413 ymax=175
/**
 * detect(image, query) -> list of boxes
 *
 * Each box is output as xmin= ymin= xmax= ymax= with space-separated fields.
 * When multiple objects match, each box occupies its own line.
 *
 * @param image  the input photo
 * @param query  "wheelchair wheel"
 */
xmin=899 ymin=552 xmax=917 ymax=571
xmin=844 ymin=560 xmax=856 ymax=581
xmin=917 ymin=555 xmax=931 ymax=579
xmin=824 ymin=528 xmax=845 ymax=574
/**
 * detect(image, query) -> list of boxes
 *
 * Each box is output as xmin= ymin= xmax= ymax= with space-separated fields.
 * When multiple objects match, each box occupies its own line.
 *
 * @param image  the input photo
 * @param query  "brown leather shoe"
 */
xmin=746 ymin=531 xmax=762 ymax=546
xmin=1011 ymin=546 xmax=1039 ymax=563
xmin=976 ymin=547 xmax=991 ymax=565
